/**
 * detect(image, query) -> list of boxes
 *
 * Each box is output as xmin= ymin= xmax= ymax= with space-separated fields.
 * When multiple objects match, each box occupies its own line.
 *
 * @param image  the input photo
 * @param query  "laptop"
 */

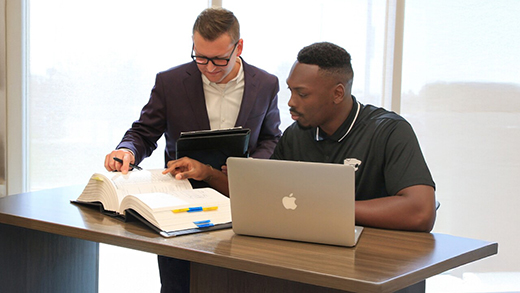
xmin=227 ymin=157 xmax=364 ymax=247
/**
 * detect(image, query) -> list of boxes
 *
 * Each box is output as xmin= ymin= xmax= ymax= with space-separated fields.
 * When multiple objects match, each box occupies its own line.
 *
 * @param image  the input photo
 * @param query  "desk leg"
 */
xmin=0 ymin=223 xmax=99 ymax=293
xmin=190 ymin=262 xmax=350 ymax=293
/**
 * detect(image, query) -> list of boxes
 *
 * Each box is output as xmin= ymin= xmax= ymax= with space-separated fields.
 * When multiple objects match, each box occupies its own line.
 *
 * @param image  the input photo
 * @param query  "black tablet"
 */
xmin=176 ymin=127 xmax=251 ymax=170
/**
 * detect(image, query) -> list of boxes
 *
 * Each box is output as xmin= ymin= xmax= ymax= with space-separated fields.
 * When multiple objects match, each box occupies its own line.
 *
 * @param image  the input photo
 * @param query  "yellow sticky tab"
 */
xmin=92 ymin=176 xmax=104 ymax=182
xmin=202 ymin=206 xmax=218 ymax=211
xmin=172 ymin=208 xmax=189 ymax=213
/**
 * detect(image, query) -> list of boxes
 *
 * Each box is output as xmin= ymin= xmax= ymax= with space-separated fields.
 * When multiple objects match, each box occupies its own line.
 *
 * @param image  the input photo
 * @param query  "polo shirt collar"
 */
xmin=315 ymin=96 xmax=360 ymax=142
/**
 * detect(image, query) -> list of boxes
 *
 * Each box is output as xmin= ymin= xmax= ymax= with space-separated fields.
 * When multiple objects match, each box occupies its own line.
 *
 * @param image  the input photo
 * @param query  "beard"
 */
xmin=295 ymin=120 xmax=312 ymax=130
xmin=290 ymin=107 xmax=312 ymax=130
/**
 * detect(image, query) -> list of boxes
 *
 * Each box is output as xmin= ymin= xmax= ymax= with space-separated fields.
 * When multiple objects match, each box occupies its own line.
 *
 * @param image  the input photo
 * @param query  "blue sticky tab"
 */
xmin=188 ymin=207 xmax=203 ymax=212
xmin=193 ymin=220 xmax=214 ymax=228
xmin=193 ymin=220 xmax=211 ymax=225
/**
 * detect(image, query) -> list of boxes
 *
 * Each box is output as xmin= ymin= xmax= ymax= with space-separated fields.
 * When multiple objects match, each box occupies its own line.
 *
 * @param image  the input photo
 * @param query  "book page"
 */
xmin=109 ymin=169 xmax=192 ymax=207
xmin=124 ymin=192 xmax=190 ymax=211
xmin=120 ymin=188 xmax=231 ymax=232
xmin=127 ymin=188 xmax=226 ymax=212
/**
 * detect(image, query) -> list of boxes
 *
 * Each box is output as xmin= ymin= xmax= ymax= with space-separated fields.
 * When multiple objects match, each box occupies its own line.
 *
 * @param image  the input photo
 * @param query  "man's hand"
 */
xmin=163 ymin=157 xmax=230 ymax=196
xmin=163 ymin=157 xmax=213 ymax=181
xmin=104 ymin=150 xmax=135 ymax=174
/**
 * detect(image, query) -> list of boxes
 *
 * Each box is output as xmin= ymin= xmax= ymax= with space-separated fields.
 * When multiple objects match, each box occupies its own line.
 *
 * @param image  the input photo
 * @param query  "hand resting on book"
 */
xmin=164 ymin=157 xmax=230 ymax=197
xmin=105 ymin=149 xmax=136 ymax=174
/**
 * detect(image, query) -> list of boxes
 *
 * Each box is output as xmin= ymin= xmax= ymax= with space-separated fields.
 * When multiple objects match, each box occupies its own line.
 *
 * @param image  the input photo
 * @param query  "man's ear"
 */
xmin=333 ymin=83 xmax=346 ymax=104
xmin=236 ymin=39 xmax=244 ymax=57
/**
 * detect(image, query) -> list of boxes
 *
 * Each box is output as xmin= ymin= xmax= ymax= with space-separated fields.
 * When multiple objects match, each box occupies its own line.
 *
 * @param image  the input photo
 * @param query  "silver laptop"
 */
xmin=227 ymin=157 xmax=363 ymax=247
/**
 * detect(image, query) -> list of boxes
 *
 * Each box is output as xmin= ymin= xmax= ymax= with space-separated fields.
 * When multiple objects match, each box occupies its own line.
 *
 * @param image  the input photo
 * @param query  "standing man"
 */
xmin=104 ymin=8 xmax=282 ymax=292
xmin=104 ymin=7 xmax=281 ymax=173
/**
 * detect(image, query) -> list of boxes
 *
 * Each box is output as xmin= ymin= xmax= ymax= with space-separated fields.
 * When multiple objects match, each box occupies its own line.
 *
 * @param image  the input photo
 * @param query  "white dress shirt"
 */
xmin=201 ymin=58 xmax=245 ymax=130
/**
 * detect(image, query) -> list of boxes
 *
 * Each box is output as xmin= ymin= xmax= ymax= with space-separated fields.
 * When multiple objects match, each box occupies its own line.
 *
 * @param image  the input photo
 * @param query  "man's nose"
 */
xmin=206 ymin=62 xmax=217 ymax=72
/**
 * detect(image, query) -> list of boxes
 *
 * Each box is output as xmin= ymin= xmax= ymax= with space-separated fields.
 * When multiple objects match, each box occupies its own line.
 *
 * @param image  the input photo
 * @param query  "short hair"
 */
xmin=297 ymin=42 xmax=354 ymax=84
xmin=193 ymin=8 xmax=240 ymax=43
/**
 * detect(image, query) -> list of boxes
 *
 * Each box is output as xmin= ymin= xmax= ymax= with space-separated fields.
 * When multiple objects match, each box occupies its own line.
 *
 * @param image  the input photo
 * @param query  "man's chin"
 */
xmin=208 ymin=77 xmax=223 ymax=83
xmin=203 ymin=73 xmax=223 ymax=83
xmin=296 ymin=121 xmax=312 ymax=130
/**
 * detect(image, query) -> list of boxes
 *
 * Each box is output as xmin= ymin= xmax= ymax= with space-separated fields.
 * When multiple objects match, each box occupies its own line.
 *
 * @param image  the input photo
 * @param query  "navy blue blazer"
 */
xmin=117 ymin=58 xmax=282 ymax=165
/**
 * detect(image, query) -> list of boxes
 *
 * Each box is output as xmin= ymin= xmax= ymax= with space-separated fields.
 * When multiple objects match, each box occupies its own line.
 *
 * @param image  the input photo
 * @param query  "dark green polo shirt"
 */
xmin=271 ymin=96 xmax=435 ymax=201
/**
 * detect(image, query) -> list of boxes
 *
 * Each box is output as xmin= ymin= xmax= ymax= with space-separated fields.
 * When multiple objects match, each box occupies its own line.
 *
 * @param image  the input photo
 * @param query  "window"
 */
xmin=27 ymin=1 xmax=207 ymax=291
xmin=226 ymin=0 xmax=389 ymax=129
xmin=9 ymin=0 xmax=517 ymax=291
xmin=401 ymin=1 xmax=520 ymax=290
xmin=27 ymin=0 xmax=207 ymax=190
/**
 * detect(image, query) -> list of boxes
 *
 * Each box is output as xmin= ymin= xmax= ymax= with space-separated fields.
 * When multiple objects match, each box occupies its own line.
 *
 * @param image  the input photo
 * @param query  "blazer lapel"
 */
xmin=235 ymin=60 xmax=258 ymax=127
xmin=183 ymin=62 xmax=211 ymax=129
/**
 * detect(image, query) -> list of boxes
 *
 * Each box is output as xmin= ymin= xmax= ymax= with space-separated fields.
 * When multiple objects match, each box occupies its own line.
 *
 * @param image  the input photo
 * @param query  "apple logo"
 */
xmin=282 ymin=193 xmax=297 ymax=210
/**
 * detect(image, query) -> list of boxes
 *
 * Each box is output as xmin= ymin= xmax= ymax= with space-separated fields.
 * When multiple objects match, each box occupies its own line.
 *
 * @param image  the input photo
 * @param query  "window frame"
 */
xmin=4 ymin=0 xmax=28 ymax=196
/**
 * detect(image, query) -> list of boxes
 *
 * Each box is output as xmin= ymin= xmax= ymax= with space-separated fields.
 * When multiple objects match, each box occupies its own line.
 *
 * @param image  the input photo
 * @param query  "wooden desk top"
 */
xmin=0 ymin=186 xmax=497 ymax=293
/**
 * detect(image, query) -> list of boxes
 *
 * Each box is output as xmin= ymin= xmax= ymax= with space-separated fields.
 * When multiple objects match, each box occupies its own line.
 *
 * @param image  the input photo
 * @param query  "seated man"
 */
xmin=165 ymin=42 xmax=437 ymax=291
xmin=165 ymin=41 xmax=436 ymax=231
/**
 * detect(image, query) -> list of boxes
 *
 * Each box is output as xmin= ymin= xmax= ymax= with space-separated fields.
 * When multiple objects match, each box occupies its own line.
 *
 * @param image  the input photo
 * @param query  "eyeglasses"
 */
xmin=191 ymin=42 xmax=239 ymax=66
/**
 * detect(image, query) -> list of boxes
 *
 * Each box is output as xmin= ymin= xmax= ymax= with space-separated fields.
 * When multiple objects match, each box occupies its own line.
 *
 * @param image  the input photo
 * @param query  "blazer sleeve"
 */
xmin=240 ymin=62 xmax=282 ymax=159
xmin=249 ymin=79 xmax=282 ymax=159
xmin=116 ymin=73 xmax=167 ymax=164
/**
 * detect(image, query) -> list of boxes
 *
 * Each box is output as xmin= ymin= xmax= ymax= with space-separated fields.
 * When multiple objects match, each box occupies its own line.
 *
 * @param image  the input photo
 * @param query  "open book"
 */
xmin=73 ymin=169 xmax=232 ymax=237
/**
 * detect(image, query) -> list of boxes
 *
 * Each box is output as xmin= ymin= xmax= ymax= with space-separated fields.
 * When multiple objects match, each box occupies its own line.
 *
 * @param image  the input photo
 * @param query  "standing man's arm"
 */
xmin=241 ymin=64 xmax=282 ymax=159
xmin=117 ymin=74 xmax=168 ymax=162
xmin=105 ymin=72 xmax=168 ymax=173
xmin=249 ymin=91 xmax=282 ymax=158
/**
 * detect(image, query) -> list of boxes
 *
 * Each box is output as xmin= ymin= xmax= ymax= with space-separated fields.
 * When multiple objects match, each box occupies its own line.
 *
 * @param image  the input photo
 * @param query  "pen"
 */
xmin=113 ymin=157 xmax=143 ymax=171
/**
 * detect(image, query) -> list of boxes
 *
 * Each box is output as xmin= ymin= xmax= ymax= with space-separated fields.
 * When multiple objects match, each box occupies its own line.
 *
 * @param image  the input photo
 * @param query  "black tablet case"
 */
xmin=176 ymin=128 xmax=251 ymax=170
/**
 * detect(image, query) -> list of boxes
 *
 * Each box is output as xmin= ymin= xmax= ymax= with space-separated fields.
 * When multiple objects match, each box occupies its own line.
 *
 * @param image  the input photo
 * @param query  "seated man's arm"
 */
xmin=355 ymin=185 xmax=436 ymax=232
xmin=163 ymin=157 xmax=230 ymax=197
